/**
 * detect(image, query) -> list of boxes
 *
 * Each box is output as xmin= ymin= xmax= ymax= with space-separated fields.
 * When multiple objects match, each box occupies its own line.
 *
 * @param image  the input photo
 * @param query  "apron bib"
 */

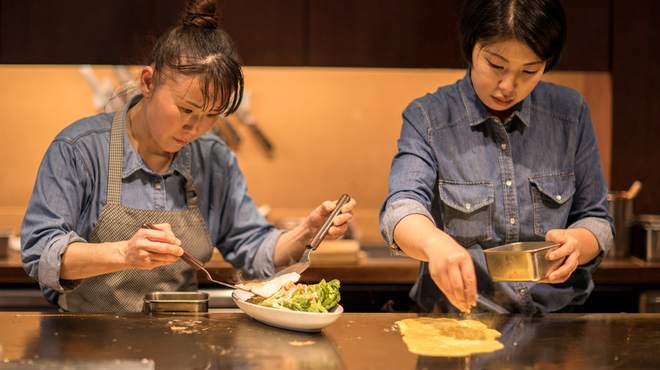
xmin=59 ymin=106 xmax=214 ymax=312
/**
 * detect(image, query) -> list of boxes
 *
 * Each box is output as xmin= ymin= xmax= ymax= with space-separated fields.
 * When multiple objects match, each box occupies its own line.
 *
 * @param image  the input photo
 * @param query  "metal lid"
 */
xmin=637 ymin=214 xmax=660 ymax=229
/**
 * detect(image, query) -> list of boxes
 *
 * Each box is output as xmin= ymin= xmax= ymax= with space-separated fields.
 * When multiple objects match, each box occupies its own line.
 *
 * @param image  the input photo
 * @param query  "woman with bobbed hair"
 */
xmin=21 ymin=0 xmax=355 ymax=313
xmin=380 ymin=0 xmax=612 ymax=314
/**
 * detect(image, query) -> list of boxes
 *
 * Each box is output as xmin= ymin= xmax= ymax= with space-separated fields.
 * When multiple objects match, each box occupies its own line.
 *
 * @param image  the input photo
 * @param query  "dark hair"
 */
xmin=459 ymin=0 xmax=567 ymax=71
xmin=147 ymin=0 xmax=244 ymax=115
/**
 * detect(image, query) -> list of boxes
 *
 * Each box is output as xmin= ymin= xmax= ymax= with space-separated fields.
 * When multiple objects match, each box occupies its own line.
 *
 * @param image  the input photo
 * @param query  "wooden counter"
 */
xmin=3 ymin=248 xmax=660 ymax=286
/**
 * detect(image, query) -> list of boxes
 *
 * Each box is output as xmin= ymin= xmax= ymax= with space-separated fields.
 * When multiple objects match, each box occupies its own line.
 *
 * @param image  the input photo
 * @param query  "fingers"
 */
xmin=154 ymin=223 xmax=177 ymax=238
xmin=429 ymin=251 xmax=477 ymax=312
xmin=325 ymin=211 xmax=355 ymax=239
xmin=547 ymin=251 xmax=579 ymax=283
xmin=308 ymin=198 xmax=357 ymax=239
xmin=541 ymin=231 xmax=580 ymax=283
xmin=545 ymin=229 xmax=567 ymax=245
xmin=129 ymin=226 xmax=184 ymax=269
xmin=320 ymin=198 xmax=357 ymax=215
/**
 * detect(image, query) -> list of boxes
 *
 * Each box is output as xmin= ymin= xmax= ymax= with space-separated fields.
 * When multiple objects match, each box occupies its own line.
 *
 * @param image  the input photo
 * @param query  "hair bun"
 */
xmin=184 ymin=13 xmax=218 ymax=29
xmin=183 ymin=0 xmax=219 ymax=29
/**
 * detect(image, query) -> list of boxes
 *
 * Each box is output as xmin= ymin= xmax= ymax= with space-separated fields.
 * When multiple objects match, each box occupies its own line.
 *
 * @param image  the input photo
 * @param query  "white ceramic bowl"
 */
xmin=232 ymin=289 xmax=343 ymax=332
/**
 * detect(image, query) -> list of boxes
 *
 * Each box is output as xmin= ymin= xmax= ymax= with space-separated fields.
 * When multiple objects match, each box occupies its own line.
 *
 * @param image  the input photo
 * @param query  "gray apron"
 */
xmin=58 ymin=106 xmax=214 ymax=312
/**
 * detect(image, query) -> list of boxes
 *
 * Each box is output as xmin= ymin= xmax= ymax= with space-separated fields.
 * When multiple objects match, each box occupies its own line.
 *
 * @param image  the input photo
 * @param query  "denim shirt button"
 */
xmin=556 ymin=195 xmax=562 ymax=201
xmin=509 ymin=218 xmax=516 ymax=225
xmin=465 ymin=203 xmax=471 ymax=210
xmin=520 ymin=289 xmax=526 ymax=296
xmin=501 ymin=143 xmax=507 ymax=150
xmin=155 ymin=182 xmax=162 ymax=190
xmin=506 ymin=180 xmax=512 ymax=187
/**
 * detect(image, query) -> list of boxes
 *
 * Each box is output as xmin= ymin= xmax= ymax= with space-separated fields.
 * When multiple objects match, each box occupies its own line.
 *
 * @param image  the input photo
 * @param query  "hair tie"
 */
xmin=185 ymin=13 xmax=217 ymax=29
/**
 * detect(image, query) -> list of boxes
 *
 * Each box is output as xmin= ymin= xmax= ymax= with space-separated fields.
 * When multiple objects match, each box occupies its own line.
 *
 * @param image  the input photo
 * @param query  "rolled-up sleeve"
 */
xmin=379 ymin=101 xmax=440 ymax=256
xmin=38 ymin=232 xmax=86 ymax=291
xmin=569 ymin=217 xmax=613 ymax=272
xmin=21 ymin=139 xmax=92 ymax=298
xmin=568 ymin=98 xmax=614 ymax=272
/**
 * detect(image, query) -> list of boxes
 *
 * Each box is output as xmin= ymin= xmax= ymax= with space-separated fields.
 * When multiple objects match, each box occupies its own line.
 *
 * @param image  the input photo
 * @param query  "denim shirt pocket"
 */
xmin=439 ymin=181 xmax=494 ymax=247
xmin=529 ymin=173 xmax=576 ymax=237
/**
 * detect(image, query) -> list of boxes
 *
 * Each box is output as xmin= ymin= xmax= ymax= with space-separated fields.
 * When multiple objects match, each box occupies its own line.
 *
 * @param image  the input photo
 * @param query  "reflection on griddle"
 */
xmin=19 ymin=313 xmax=343 ymax=370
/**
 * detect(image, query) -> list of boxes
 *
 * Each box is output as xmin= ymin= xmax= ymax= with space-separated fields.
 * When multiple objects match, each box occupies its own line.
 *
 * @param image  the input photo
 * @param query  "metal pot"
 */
xmin=606 ymin=191 xmax=635 ymax=259
xmin=634 ymin=215 xmax=660 ymax=262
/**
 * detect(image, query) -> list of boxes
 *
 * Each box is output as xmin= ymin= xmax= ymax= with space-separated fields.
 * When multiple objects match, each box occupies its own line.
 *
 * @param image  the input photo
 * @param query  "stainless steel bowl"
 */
xmin=143 ymin=292 xmax=209 ymax=313
xmin=483 ymin=241 xmax=564 ymax=282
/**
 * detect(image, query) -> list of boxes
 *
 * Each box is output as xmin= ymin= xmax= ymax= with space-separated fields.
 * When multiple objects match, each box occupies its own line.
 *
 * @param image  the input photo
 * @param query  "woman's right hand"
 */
xmin=425 ymin=239 xmax=478 ymax=312
xmin=123 ymin=223 xmax=184 ymax=269
xmin=393 ymin=214 xmax=477 ymax=312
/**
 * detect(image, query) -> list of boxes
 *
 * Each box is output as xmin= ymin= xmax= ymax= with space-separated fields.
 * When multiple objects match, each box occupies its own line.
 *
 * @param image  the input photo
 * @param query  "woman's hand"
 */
xmin=61 ymin=223 xmax=184 ymax=280
xmin=304 ymin=197 xmax=357 ymax=240
xmin=122 ymin=223 xmax=184 ymax=270
xmin=426 ymin=239 xmax=478 ymax=312
xmin=273 ymin=197 xmax=356 ymax=268
xmin=393 ymin=214 xmax=477 ymax=312
xmin=540 ymin=229 xmax=582 ymax=283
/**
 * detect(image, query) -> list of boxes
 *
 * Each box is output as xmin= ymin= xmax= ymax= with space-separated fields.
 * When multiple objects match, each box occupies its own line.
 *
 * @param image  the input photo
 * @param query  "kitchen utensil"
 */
xmin=607 ymin=190 xmax=636 ymax=259
xmin=483 ymin=241 xmax=564 ymax=282
xmin=0 ymin=228 xmax=12 ymax=259
xmin=234 ymin=90 xmax=273 ymax=152
xmin=143 ymin=292 xmax=209 ymax=313
xmin=476 ymin=295 xmax=510 ymax=314
xmin=626 ymin=180 xmax=642 ymax=199
xmin=271 ymin=194 xmax=351 ymax=278
xmin=140 ymin=222 xmax=262 ymax=296
xmin=79 ymin=65 xmax=122 ymax=111
xmin=634 ymin=215 xmax=660 ymax=262
xmin=222 ymin=116 xmax=242 ymax=144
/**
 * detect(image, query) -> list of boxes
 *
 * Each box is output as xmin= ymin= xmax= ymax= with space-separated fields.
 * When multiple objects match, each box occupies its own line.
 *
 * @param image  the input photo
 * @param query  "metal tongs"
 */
xmin=140 ymin=222 xmax=263 ymax=296
xmin=270 ymin=194 xmax=352 ymax=279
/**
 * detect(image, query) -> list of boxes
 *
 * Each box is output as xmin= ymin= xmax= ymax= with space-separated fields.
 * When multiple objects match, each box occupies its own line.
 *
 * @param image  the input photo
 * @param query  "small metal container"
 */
xmin=483 ymin=241 xmax=563 ymax=282
xmin=606 ymin=191 xmax=635 ymax=259
xmin=143 ymin=292 xmax=209 ymax=313
xmin=634 ymin=215 xmax=660 ymax=262
xmin=0 ymin=228 xmax=13 ymax=259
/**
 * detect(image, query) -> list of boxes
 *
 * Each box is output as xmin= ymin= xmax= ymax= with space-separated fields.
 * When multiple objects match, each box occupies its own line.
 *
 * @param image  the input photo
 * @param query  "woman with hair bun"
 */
xmin=380 ymin=0 xmax=613 ymax=314
xmin=20 ymin=0 xmax=356 ymax=313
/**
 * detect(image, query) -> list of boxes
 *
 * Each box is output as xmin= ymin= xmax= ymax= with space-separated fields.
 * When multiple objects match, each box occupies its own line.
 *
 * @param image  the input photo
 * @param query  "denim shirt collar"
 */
xmin=121 ymin=94 xmax=191 ymax=180
xmin=458 ymin=70 xmax=531 ymax=129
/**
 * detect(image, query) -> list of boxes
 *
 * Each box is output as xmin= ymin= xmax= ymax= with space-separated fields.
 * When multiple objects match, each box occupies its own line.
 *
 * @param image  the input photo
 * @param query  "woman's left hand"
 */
xmin=305 ymin=198 xmax=357 ymax=239
xmin=540 ymin=229 xmax=581 ymax=283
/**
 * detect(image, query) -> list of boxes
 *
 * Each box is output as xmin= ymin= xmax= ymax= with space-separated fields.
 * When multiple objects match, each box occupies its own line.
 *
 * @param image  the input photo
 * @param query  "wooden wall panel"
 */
xmin=216 ymin=0 xmax=306 ymax=66
xmin=1 ymin=0 xmax=612 ymax=71
xmin=611 ymin=0 xmax=660 ymax=214
xmin=557 ymin=0 xmax=611 ymax=71
xmin=307 ymin=0 xmax=464 ymax=68
xmin=0 ymin=0 xmax=304 ymax=66
xmin=0 ymin=0 xmax=179 ymax=64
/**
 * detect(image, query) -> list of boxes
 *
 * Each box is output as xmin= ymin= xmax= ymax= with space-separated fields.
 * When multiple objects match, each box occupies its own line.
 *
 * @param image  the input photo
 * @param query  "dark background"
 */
xmin=1 ymin=0 xmax=657 ymax=216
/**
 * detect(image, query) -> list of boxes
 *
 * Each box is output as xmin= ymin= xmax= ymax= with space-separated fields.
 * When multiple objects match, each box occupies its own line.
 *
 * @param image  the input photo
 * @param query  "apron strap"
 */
xmin=184 ymin=177 xmax=198 ymax=207
xmin=107 ymin=108 xmax=125 ymax=205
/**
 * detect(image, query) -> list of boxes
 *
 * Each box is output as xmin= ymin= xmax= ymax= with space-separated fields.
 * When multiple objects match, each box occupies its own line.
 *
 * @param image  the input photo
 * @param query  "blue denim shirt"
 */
xmin=380 ymin=71 xmax=614 ymax=314
xmin=21 ymin=95 xmax=284 ymax=304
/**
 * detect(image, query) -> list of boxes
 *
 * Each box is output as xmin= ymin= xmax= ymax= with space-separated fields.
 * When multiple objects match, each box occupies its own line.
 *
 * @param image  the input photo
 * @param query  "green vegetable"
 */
xmin=248 ymin=279 xmax=341 ymax=313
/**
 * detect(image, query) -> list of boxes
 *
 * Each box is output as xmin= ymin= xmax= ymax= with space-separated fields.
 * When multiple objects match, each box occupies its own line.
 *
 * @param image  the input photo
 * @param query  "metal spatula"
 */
xmin=271 ymin=194 xmax=351 ymax=278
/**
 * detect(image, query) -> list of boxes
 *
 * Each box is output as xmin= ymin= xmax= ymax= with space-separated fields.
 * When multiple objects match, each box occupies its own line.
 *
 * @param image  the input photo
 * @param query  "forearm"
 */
xmin=393 ymin=214 xmax=455 ymax=262
xmin=565 ymin=227 xmax=600 ymax=265
xmin=60 ymin=241 xmax=127 ymax=279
